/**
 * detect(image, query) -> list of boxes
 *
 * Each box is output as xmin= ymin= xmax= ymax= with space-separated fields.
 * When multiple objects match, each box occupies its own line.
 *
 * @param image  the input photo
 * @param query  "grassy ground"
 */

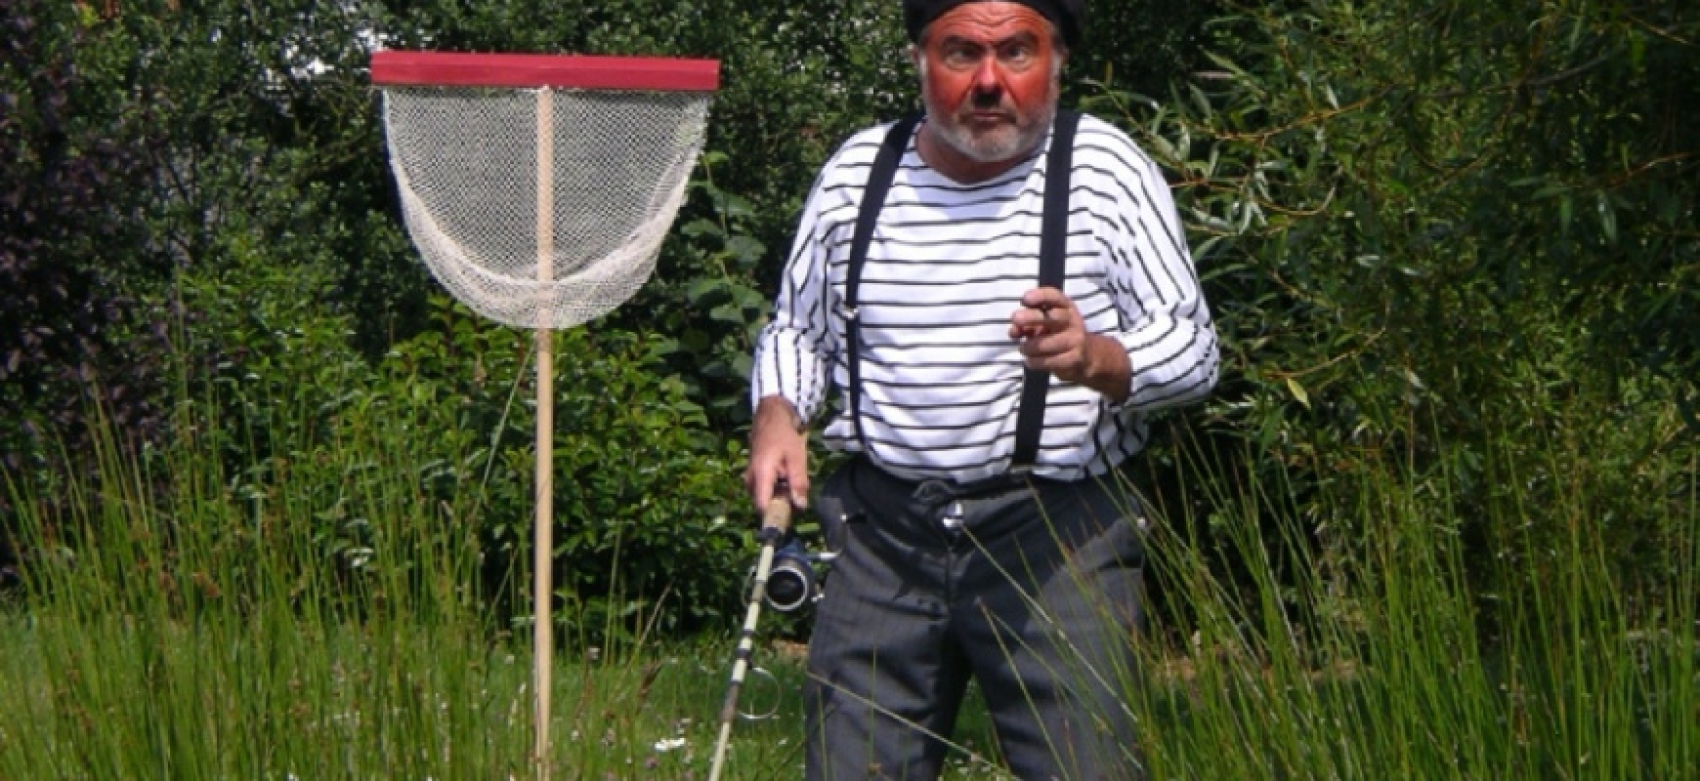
xmin=0 ymin=592 xmax=1004 ymax=779
xmin=1 ymin=407 xmax=1693 ymax=779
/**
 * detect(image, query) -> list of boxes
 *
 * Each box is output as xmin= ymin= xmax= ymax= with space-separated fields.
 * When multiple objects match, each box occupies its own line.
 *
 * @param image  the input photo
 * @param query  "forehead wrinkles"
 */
xmin=924 ymin=4 xmax=1051 ymax=46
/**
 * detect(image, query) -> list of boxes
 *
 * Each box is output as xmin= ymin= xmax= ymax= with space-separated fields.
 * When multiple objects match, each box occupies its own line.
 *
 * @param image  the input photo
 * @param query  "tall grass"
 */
xmin=3 ymin=385 xmax=1693 ymax=779
xmin=1118 ymin=423 xmax=1698 ymax=780
xmin=0 ymin=393 xmax=800 ymax=780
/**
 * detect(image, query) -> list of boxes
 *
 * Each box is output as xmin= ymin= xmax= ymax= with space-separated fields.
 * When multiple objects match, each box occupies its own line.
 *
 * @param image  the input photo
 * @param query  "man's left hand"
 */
xmin=1009 ymin=287 xmax=1132 ymax=403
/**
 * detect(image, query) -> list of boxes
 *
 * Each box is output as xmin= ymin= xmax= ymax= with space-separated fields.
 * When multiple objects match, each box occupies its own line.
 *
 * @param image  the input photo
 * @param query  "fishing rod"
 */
xmin=707 ymin=486 xmax=794 ymax=781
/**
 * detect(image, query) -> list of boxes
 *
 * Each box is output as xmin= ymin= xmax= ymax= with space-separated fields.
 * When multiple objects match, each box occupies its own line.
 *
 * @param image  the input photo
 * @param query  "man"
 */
xmin=745 ymin=1 xmax=1218 ymax=778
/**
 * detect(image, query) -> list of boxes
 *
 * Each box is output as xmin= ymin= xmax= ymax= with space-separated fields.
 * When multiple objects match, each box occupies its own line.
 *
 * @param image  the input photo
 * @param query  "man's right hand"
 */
xmin=744 ymin=395 xmax=810 ymax=511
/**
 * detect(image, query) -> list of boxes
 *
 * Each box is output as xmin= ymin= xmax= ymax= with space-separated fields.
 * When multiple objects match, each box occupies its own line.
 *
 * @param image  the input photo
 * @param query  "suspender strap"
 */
xmin=845 ymin=113 xmax=922 ymax=454
xmin=845 ymin=110 xmax=1079 ymax=469
xmin=1010 ymin=108 xmax=1080 ymax=467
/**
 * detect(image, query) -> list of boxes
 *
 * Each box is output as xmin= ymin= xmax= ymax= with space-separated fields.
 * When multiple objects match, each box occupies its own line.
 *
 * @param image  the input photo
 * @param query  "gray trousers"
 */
xmin=804 ymin=457 xmax=1146 ymax=781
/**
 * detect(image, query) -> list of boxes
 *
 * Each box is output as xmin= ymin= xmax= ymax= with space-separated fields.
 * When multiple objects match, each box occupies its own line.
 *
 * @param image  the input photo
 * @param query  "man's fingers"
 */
xmin=747 ymin=459 xmax=809 ymax=511
xmin=787 ymin=476 xmax=810 ymax=509
xmin=747 ymin=459 xmax=783 ymax=507
xmin=1010 ymin=310 xmax=1055 ymax=339
xmin=1012 ymin=288 xmax=1079 ymax=341
xmin=1020 ymin=286 xmax=1070 ymax=311
xmin=746 ymin=469 xmax=772 ymax=509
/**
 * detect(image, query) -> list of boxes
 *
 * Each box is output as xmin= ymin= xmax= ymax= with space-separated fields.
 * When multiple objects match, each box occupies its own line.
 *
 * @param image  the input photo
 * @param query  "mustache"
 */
xmin=970 ymin=90 xmax=1006 ymax=110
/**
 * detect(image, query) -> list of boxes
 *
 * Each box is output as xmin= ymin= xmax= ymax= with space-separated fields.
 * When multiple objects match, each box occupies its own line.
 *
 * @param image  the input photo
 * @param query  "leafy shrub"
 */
xmin=0 ymin=0 xmax=171 ymax=482
xmin=388 ymin=300 xmax=749 ymax=644
xmin=1089 ymin=0 xmax=1698 ymax=628
xmin=172 ymin=217 xmax=749 ymax=642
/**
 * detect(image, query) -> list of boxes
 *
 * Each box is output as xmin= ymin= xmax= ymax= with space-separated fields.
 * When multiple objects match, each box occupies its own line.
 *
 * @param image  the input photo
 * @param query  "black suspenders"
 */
xmin=843 ymin=109 xmax=1081 ymax=470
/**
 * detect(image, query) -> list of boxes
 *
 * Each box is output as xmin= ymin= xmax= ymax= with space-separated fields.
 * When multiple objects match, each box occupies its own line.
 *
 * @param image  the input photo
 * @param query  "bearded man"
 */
xmin=745 ymin=1 xmax=1219 ymax=778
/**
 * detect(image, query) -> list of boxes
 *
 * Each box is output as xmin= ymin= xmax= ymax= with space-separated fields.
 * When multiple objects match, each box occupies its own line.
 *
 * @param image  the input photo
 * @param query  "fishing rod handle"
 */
xmin=762 ymin=493 xmax=793 ymax=534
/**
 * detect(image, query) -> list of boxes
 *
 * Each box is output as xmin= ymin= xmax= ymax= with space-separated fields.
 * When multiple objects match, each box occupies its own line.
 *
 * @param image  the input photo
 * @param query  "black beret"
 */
xmin=903 ymin=0 xmax=1084 ymax=50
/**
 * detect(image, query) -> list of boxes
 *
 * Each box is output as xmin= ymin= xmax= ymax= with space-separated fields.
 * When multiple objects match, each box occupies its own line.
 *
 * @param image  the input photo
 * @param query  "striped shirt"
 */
xmin=751 ymin=113 xmax=1219 ymax=483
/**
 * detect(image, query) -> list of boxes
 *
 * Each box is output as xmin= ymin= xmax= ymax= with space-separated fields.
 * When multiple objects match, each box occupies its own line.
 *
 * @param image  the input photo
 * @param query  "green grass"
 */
xmin=1112 ymin=426 xmax=1698 ymax=781
xmin=2 ymin=396 xmax=1694 ymax=779
xmin=0 ymin=610 xmax=818 ymax=779
xmin=0 ymin=390 xmax=812 ymax=780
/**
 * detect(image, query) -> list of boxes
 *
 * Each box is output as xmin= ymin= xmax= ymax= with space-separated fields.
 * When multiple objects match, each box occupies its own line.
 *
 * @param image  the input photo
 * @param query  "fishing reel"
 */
xmin=756 ymin=489 xmax=852 ymax=613
xmin=763 ymin=535 xmax=835 ymax=613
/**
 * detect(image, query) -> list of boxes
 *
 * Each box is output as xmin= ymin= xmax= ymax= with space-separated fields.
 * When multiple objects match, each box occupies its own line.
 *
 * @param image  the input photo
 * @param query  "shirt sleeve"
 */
xmin=750 ymin=167 xmax=839 ymax=423
xmin=1104 ymin=152 xmax=1221 ymax=411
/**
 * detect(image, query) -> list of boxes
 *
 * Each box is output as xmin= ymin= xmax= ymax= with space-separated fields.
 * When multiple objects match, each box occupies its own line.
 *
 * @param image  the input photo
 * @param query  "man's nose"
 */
xmin=971 ymin=55 xmax=1002 ymax=93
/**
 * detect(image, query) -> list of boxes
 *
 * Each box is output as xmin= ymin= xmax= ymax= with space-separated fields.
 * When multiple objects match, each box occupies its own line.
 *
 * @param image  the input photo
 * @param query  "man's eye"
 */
xmin=943 ymin=49 xmax=980 ymax=68
xmin=1001 ymin=45 xmax=1035 ymax=65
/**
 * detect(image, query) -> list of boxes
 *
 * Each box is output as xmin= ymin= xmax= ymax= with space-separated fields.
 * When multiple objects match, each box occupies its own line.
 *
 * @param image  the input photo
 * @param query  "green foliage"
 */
xmin=0 ymin=0 xmax=173 ymax=482
xmin=391 ymin=312 xmax=749 ymax=643
xmin=1087 ymin=0 xmax=1697 ymax=607
xmin=181 ymin=261 xmax=747 ymax=642
xmin=642 ymin=155 xmax=774 ymax=425
xmin=159 ymin=197 xmax=745 ymax=640
xmin=115 ymin=0 xmax=430 ymax=355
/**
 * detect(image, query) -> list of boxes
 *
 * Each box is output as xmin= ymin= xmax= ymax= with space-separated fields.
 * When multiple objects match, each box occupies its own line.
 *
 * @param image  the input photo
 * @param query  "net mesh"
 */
xmin=382 ymin=86 xmax=711 ymax=329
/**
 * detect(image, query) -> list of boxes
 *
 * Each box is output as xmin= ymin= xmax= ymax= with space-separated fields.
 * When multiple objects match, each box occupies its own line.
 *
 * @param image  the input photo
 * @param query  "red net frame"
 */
xmin=371 ymin=50 xmax=720 ymax=91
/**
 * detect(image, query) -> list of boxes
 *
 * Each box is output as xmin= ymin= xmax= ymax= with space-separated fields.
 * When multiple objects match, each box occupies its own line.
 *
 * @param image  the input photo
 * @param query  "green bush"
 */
xmin=1090 ymin=0 xmax=1697 ymax=624
xmin=166 ymin=213 xmax=746 ymax=643
xmin=0 ymin=0 xmax=173 ymax=489
xmin=388 ymin=301 xmax=749 ymax=643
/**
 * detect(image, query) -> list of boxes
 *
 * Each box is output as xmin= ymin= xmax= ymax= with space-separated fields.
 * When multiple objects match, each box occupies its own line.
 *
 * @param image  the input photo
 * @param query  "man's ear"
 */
xmin=908 ymin=44 xmax=921 ymax=70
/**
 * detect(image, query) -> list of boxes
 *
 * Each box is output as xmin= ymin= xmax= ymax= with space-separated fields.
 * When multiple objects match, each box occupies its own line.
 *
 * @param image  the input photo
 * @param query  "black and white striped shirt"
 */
xmin=752 ymin=113 xmax=1219 ymax=483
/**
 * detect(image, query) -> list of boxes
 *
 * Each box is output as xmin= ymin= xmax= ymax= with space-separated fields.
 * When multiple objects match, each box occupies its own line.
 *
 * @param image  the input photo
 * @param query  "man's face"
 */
xmin=915 ymin=1 xmax=1063 ymax=166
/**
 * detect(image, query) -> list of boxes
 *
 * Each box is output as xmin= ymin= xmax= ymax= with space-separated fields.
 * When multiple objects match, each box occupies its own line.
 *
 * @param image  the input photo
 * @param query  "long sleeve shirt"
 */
xmin=751 ymin=113 xmax=1219 ymax=483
